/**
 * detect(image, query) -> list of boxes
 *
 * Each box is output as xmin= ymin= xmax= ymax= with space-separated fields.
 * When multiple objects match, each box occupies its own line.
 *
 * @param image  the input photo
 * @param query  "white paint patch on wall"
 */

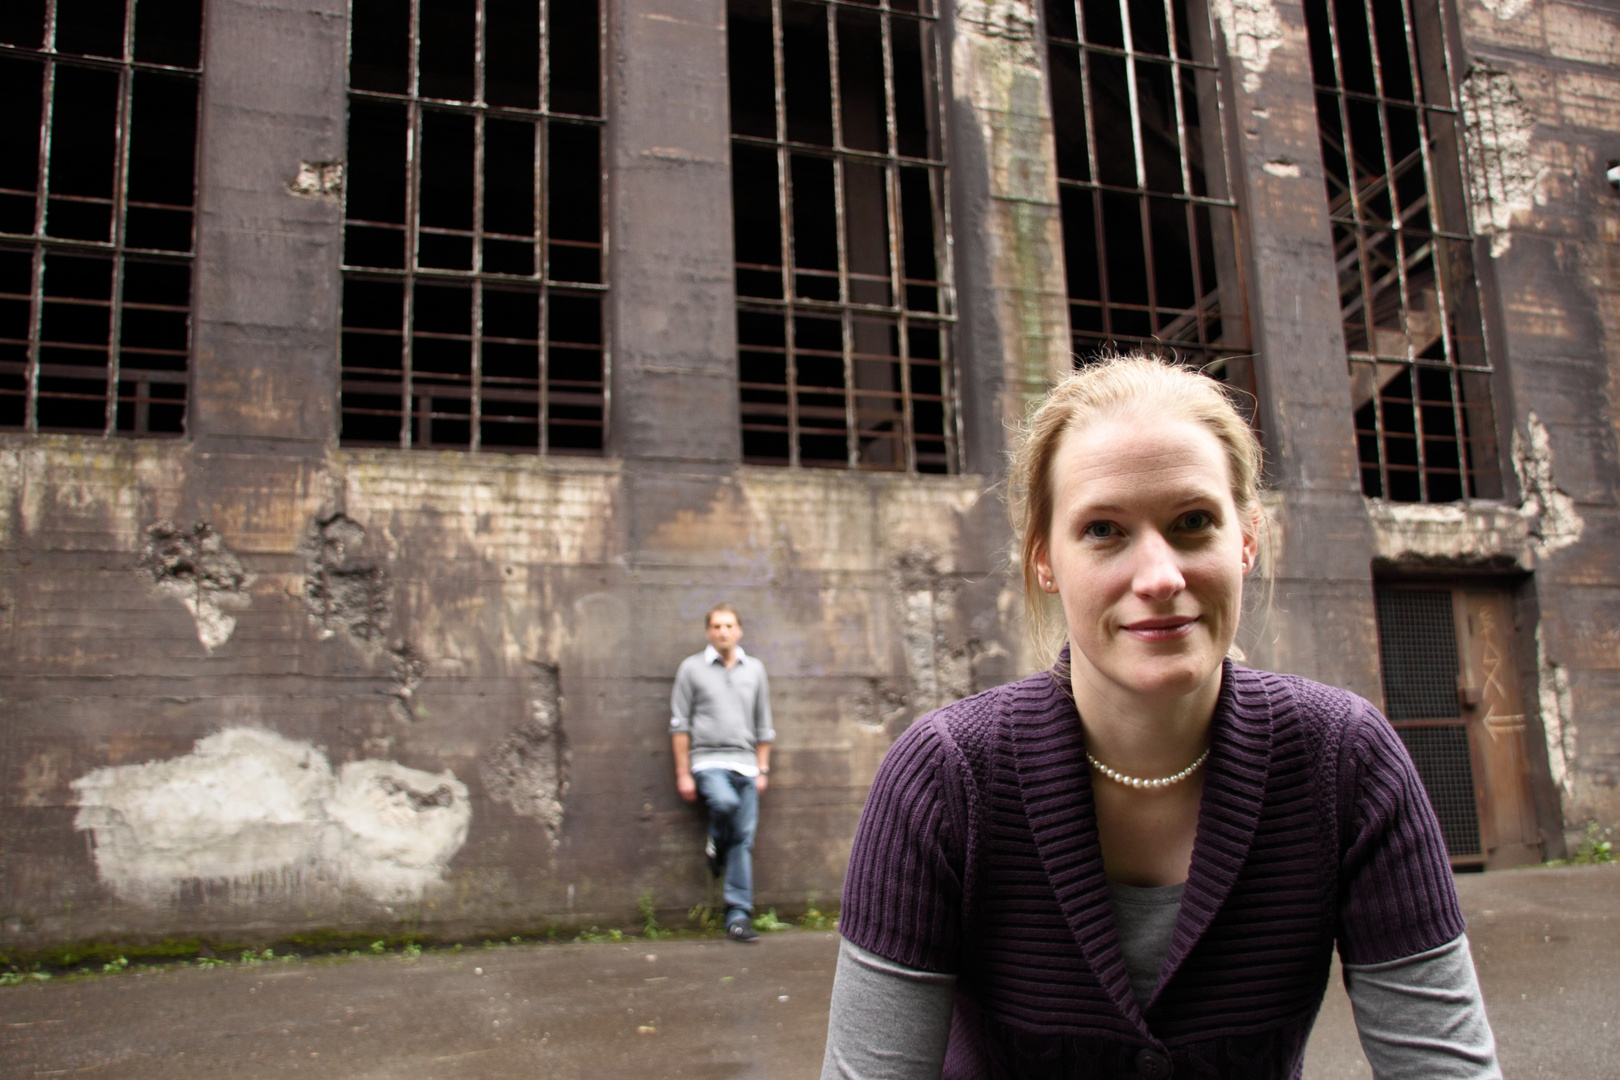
xmin=1513 ymin=412 xmax=1584 ymax=558
xmin=72 ymin=728 xmax=469 ymax=904
xmin=1535 ymin=624 xmax=1576 ymax=801
xmin=1476 ymin=0 xmax=1534 ymax=20
xmin=1459 ymin=66 xmax=1545 ymax=259
xmin=1212 ymin=0 xmax=1282 ymax=93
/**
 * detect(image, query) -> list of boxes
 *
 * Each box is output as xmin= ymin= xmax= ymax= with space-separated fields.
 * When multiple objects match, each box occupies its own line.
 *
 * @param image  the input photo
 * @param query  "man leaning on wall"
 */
xmin=670 ymin=603 xmax=775 ymax=943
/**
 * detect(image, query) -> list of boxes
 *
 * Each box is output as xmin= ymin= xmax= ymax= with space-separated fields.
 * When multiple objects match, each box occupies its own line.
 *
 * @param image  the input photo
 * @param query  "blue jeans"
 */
xmin=694 ymin=768 xmax=758 ymax=921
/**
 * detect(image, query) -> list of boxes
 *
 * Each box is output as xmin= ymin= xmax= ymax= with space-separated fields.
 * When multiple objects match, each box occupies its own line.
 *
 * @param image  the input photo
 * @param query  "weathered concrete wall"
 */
xmin=0 ymin=439 xmax=1016 ymax=947
xmin=1452 ymin=0 xmax=1620 ymax=837
xmin=0 ymin=0 xmax=1024 ymax=954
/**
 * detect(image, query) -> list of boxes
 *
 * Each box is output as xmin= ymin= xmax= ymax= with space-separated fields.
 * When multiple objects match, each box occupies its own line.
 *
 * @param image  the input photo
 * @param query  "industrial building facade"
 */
xmin=2 ymin=0 xmax=1616 ymax=950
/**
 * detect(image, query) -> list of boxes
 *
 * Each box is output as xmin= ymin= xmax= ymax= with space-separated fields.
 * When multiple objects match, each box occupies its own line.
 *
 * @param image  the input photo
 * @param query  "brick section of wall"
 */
xmin=1456 ymin=0 xmax=1620 ymax=833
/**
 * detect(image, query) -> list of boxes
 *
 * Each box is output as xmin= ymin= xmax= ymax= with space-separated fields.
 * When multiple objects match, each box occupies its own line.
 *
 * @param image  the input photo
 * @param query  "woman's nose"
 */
xmin=1131 ymin=532 xmax=1186 ymax=600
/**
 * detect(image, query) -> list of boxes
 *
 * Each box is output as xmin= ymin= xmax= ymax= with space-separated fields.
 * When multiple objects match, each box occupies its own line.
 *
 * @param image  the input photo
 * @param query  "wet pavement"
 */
xmin=3 ymin=864 xmax=1616 ymax=1079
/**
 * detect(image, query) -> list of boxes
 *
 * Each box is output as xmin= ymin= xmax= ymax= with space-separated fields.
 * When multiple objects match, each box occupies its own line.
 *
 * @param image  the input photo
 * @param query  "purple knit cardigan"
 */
xmin=839 ymin=661 xmax=1464 ymax=1080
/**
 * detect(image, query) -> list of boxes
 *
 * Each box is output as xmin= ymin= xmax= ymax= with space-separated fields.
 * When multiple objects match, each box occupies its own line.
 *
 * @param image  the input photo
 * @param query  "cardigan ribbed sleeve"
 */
xmin=1335 ymin=699 xmax=1467 ymax=966
xmin=839 ymin=710 xmax=972 ymax=974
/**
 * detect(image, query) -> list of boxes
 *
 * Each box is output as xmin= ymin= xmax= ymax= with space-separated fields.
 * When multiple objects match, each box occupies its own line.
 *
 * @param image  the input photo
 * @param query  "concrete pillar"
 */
xmin=190 ymin=0 xmax=347 ymax=454
xmin=1218 ymin=0 xmax=1382 ymax=702
xmin=607 ymin=0 xmax=741 ymax=465
xmin=947 ymin=1 xmax=1072 ymax=476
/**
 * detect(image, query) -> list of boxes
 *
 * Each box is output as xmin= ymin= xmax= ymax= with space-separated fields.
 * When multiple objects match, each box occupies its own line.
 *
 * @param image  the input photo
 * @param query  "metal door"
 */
xmin=1374 ymin=585 xmax=1542 ymax=868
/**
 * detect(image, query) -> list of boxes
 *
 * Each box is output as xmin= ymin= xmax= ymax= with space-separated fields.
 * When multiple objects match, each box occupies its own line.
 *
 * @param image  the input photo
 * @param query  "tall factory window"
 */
xmin=1305 ymin=0 xmax=1500 ymax=502
xmin=1043 ymin=0 xmax=1250 ymax=378
xmin=728 ymin=0 xmax=958 ymax=473
xmin=340 ymin=0 xmax=605 ymax=454
xmin=0 ymin=0 xmax=202 ymax=436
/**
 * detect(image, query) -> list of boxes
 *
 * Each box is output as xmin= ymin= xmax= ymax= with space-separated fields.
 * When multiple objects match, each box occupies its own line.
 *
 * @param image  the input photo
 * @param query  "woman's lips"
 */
xmin=1122 ymin=616 xmax=1197 ymax=641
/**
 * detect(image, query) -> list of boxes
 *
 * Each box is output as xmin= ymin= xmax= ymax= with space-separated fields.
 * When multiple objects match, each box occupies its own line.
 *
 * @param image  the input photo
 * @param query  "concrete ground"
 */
xmin=3 ymin=864 xmax=1615 ymax=1079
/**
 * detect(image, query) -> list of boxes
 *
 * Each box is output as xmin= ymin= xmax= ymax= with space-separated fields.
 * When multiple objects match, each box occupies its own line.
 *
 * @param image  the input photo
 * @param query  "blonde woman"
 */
xmin=821 ymin=356 xmax=1498 ymax=1080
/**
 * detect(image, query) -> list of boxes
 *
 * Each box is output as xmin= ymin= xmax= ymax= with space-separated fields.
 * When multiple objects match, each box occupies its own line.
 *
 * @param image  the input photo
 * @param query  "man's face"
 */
xmin=706 ymin=612 xmax=743 ymax=655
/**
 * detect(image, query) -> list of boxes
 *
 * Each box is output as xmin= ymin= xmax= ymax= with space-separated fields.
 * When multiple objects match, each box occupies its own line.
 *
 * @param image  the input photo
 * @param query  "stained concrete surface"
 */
xmin=3 ymin=865 xmax=1615 ymax=1079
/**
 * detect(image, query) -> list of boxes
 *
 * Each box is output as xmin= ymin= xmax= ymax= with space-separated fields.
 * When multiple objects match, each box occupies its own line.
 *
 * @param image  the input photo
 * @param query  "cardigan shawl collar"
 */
xmin=841 ymin=654 xmax=1467 ymax=1078
xmin=1008 ymin=658 xmax=1273 ymax=1032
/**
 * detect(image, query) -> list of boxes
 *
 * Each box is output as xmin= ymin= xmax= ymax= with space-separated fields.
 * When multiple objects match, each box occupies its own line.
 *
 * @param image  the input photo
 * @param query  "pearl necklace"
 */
xmin=1086 ymin=747 xmax=1210 ymax=790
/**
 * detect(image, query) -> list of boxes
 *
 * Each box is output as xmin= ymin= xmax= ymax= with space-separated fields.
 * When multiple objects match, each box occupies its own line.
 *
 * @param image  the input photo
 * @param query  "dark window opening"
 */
xmin=1 ymin=0 xmax=201 ymax=437
xmin=728 ymin=0 xmax=957 ymax=473
xmin=341 ymin=0 xmax=605 ymax=454
xmin=1043 ymin=0 xmax=1251 ymax=387
xmin=1305 ymin=0 xmax=1500 ymax=502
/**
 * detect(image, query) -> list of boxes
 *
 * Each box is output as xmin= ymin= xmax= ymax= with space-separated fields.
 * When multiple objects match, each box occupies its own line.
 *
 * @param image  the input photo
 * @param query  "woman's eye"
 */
xmin=1180 ymin=511 xmax=1214 ymax=531
xmin=1083 ymin=521 xmax=1117 ymax=539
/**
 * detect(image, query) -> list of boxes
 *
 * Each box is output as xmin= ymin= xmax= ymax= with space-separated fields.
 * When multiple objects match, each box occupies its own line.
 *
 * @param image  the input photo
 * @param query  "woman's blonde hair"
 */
xmin=1008 ymin=354 xmax=1271 ymax=658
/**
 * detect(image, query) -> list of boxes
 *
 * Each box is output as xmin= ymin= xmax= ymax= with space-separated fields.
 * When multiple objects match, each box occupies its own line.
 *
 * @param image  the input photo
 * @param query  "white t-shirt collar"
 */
xmin=704 ymin=644 xmax=748 ymax=665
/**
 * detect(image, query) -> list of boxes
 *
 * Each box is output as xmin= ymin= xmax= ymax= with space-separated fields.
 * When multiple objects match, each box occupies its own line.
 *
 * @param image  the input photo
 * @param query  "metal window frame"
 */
xmin=1045 ymin=0 xmax=1250 ymax=371
xmin=1309 ymin=0 xmax=1499 ymax=502
xmin=0 ymin=0 xmax=202 ymax=437
xmin=732 ymin=0 xmax=960 ymax=474
xmin=339 ymin=0 xmax=610 ymax=454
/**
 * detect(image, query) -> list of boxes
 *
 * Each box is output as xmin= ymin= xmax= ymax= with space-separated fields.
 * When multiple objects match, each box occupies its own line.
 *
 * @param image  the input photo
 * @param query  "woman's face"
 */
xmin=1035 ymin=411 xmax=1257 ymax=710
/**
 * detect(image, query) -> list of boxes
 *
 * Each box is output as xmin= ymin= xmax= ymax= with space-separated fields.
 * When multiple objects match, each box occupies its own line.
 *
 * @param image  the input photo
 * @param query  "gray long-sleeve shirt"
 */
xmin=670 ymin=645 xmax=774 ymax=773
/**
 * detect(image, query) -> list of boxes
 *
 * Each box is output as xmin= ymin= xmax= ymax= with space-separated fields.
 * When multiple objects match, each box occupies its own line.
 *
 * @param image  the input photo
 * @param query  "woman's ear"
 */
xmin=1033 ymin=543 xmax=1059 ymax=594
xmin=1240 ymin=509 xmax=1261 ymax=576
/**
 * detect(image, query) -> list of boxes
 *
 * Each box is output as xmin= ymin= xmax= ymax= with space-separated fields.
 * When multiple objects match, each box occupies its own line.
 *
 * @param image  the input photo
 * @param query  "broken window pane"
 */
xmin=728 ymin=0 xmax=957 ymax=473
xmin=1044 ymin=0 xmax=1252 ymax=388
xmin=341 ymin=0 xmax=606 ymax=454
xmin=1306 ymin=0 xmax=1500 ymax=501
xmin=1 ymin=0 xmax=199 ymax=437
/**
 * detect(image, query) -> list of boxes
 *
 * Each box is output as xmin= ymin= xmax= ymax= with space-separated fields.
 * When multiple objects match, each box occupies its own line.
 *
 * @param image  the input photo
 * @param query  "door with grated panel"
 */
xmin=1374 ymin=585 xmax=1542 ymax=869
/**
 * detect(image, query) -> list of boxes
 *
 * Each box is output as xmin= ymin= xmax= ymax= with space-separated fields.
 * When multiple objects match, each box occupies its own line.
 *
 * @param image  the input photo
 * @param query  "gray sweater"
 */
xmin=670 ymin=646 xmax=774 ymax=773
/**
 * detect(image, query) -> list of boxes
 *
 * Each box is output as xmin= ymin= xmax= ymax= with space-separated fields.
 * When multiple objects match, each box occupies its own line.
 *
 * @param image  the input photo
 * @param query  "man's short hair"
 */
xmin=705 ymin=603 xmax=741 ymax=629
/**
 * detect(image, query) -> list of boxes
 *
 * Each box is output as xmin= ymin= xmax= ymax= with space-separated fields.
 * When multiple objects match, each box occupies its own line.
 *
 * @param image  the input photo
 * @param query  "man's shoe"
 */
xmin=705 ymin=837 xmax=722 ymax=879
xmin=726 ymin=917 xmax=759 ymax=944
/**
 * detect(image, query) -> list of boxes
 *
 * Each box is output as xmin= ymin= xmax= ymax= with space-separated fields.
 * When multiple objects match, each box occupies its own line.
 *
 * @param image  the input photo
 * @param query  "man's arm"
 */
xmin=754 ymin=663 xmax=775 ymax=792
xmin=671 ymin=660 xmax=699 ymax=803
xmin=672 ymin=732 xmax=697 ymax=803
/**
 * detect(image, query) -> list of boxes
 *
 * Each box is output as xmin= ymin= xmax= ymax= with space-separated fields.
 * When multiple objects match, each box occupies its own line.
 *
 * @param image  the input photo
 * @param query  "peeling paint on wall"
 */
xmin=850 ymin=678 xmax=910 ymax=732
xmin=1513 ymin=412 xmax=1584 ymax=558
xmin=893 ymin=546 xmax=975 ymax=716
xmin=287 ymin=161 xmax=344 ymax=201
xmin=1536 ymin=625 xmax=1576 ymax=801
xmin=1366 ymin=500 xmax=1534 ymax=569
xmin=1460 ymin=66 xmax=1546 ymax=259
xmin=71 ymin=728 xmax=469 ymax=904
xmin=304 ymin=513 xmax=390 ymax=643
xmin=138 ymin=521 xmax=252 ymax=651
xmin=480 ymin=663 xmax=569 ymax=841
xmin=1212 ymin=0 xmax=1282 ymax=94
xmin=954 ymin=0 xmax=1039 ymax=66
xmin=388 ymin=642 xmax=426 ymax=723
xmin=1475 ymin=0 xmax=1534 ymax=21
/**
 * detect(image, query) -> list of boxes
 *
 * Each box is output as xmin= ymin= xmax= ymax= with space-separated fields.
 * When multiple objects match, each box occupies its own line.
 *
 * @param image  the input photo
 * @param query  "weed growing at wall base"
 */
xmin=751 ymin=909 xmax=791 ymax=933
xmin=798 ymin=904 xmax=837 ymax=931
xmin=0 ymin=971 xmax=53 ymax=986
xmin=639 ymin=891 xmax=668 ymax=940
xmin=1563 ymin=822 xmax=1615 ymax=865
